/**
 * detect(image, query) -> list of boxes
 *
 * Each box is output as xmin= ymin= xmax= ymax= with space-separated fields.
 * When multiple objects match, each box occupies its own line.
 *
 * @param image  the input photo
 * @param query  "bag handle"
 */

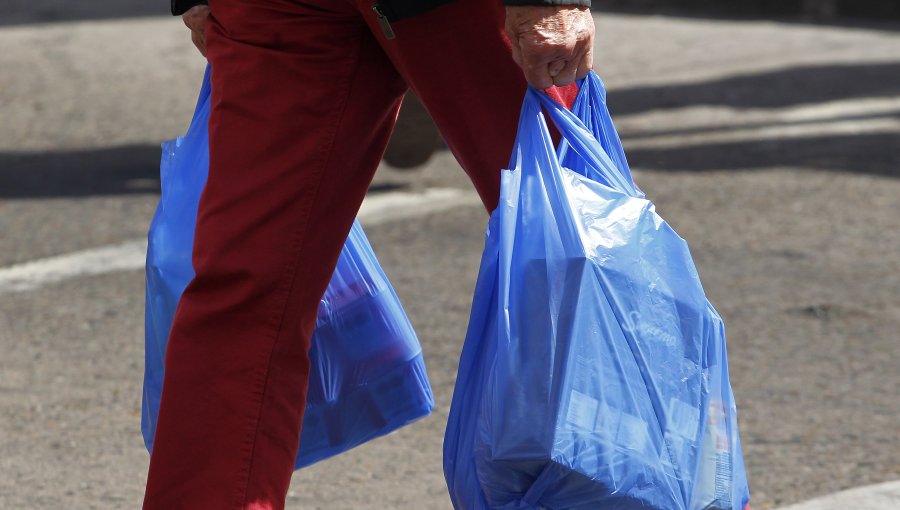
xmin=526 ymin=75 xmax=642 ymax=198
xmin=560 ymin=72 xmax=640 ymax=194
xmin=507 ymin=79 xmax=584 ymax=254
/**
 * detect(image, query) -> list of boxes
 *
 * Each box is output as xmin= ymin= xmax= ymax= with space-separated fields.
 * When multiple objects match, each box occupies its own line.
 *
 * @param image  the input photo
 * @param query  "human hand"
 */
xmin=505 ymin=6 xmax=594 ymax=89
xmin=182 ymin=4 xmax=211 ymax=57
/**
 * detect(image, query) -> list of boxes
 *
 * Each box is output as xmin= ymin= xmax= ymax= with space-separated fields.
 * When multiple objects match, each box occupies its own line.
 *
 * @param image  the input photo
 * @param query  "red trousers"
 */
xmin=143 ymin=0 xmax=576 ymax=508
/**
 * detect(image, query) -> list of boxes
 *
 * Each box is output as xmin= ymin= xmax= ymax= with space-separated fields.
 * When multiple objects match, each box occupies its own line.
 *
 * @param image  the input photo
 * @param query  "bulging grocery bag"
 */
xmin=142 ymin=67 xmax=434 ymax=469
xmin=443 ymin=72 xmax=750 ymax=510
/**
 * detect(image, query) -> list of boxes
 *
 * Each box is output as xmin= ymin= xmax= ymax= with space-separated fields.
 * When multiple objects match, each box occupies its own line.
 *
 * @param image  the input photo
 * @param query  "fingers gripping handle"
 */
xmin=572 ymin=72 xmax=638 ymax=192
xmin=525 ymin=80 xmax=642 ymax=199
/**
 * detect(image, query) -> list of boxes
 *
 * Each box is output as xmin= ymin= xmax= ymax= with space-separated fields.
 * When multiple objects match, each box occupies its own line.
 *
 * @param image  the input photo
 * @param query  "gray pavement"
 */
xmin=1 ymin=9 xmax=899 ymax=510
xmin=779 ymin=481 xmax=900 ymax=510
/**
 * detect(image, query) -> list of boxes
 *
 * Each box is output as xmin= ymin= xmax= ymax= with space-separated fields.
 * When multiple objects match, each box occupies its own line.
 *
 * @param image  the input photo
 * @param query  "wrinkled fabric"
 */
xmin=145 ymin=0 xmax=577 ymax=503
xmin=142 ymin=67 xmax=434 ymax=470
xmin=444 ymin=72 xmax=750 ymax=510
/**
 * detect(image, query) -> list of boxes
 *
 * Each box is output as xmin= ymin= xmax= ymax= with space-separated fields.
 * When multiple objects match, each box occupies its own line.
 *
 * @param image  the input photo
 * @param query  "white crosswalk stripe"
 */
xmin=0 ymin=187 xmax=479 ymax=293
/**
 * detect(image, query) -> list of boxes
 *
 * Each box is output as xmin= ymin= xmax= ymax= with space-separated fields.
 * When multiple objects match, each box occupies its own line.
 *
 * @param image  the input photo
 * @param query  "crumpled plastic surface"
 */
xmin=443 ymin=72 xmax=750 ymax=510
xmin=142 ymin=66 xmax=434 ymax=470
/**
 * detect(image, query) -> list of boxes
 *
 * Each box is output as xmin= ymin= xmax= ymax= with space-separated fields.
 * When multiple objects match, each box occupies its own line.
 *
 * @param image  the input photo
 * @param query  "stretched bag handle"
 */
xmin=506 ymin=81 xmax=585 ymax=257
xmin=508 ymin=84 xmax=543 ymax=172
xmin=527 ymin=74 xmax=642 ymax=199
xmin=561 ymin=72 xmax=639 ymax=193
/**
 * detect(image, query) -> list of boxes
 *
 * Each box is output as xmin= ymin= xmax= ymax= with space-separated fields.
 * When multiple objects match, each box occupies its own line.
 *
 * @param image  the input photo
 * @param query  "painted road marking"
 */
xmin=625 ymin=116 xmax=900 ymax=150
xmin=620 ymin=96 xmax=900 ymax=150
xmin=358 ymin=186 xmax=479 ymax=224
xmin=0 ymin=187 xmax=480 ymax=293
xmin=0 ymin=240 xmax=149 ymax=293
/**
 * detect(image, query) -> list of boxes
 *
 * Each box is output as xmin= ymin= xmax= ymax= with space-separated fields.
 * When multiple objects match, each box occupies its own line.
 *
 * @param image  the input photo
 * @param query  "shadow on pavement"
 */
xmin=0 ymin=145 xmax=412 ymax=199
xmin=3 ymin=60 xmax=898 ymax=200
xmin=606 ymin=62 xmax=900 ymax=115
xmin=0 ymin=145 xmax=162 ymax=199
xmin=599 ymin=61 xmax=900 ymax=177
xmin=625 ymin=132 xmax=900 ymax=176
xmin=2 ymin=0 xmax=167 ymax=26
xmin=4 ymin=130 xmax=895 ymax=202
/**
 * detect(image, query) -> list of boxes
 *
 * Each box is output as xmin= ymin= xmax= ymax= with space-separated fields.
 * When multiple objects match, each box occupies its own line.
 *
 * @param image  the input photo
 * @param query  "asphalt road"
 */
xmin=1 ymin=8 xmax=899 ymax=510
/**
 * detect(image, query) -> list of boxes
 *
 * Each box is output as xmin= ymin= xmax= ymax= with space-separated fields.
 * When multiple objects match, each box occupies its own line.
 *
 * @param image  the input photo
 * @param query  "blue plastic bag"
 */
xmin=443 ymin=72 xmax=750 ymax=510
xmin=142 ymin=67 xmax=434 ymax=469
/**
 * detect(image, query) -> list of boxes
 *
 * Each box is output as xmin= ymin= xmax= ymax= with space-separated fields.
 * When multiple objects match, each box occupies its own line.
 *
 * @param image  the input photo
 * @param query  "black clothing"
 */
xmin=171 ymin=0 xmax=591 ymax=18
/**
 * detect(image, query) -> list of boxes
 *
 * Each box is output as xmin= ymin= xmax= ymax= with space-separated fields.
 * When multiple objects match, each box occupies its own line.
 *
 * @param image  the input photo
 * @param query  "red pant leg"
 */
xmin=356 ymin=0 xmax=579 ymax=211
xmin=142 ymin=1 xmax=406 ymax=508
xmin=145 ymin=0 xmax=580 ymax=507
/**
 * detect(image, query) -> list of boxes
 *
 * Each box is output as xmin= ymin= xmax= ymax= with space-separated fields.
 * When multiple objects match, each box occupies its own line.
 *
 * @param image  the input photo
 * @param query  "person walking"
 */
xmin=143 ymin=0 xmax=595 ymax=508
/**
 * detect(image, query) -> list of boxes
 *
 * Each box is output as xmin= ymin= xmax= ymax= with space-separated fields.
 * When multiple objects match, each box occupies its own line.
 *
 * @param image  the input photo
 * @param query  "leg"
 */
xmin=356 ymin=0 xmax=579 ymax=211
xmin=142 ymin=1 xmax=407 ymax=508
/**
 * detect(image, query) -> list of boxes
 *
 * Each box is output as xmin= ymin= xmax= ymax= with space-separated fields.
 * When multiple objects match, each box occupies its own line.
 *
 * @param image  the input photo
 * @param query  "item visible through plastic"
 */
xmin=443 ymin=71 xmax=750 ymax=510
xmin=142 ymin=66 xmax=434 ymax=470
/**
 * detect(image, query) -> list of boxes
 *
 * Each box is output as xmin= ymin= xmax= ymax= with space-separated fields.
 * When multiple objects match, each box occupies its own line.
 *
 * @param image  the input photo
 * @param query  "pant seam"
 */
xmin=233 ymin=32 xmax=366 ymax=510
